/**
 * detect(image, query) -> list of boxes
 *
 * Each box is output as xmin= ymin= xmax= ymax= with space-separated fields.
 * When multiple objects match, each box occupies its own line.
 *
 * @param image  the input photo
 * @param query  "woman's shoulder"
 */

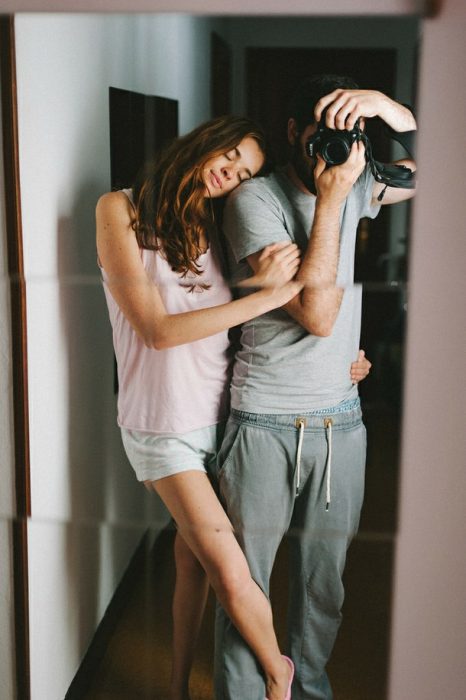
xmin=96 ymin=189 xmax=134 ymax=213
xmin=96 ymin=190 xmax=137 ymax=252
xmin=96 ymin=190 xmax=136 ymax=235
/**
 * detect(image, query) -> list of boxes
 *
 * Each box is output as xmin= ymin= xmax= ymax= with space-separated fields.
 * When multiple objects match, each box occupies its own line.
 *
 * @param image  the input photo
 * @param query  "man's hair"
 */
xmin=288 ymin=74 xmax=359 ymax=132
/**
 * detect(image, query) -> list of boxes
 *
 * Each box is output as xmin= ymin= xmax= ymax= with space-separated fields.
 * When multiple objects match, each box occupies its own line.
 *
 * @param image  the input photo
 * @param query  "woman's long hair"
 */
xmin=132 ymin=115 xmax=270 ymax=278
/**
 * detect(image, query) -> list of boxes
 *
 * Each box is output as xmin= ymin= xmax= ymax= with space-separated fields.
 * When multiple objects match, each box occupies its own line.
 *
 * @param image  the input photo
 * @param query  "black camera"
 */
xmin=305 ymin=117 xmax=416 ymax=194
xmin=305 ymin=119 xmax=363 ymax=165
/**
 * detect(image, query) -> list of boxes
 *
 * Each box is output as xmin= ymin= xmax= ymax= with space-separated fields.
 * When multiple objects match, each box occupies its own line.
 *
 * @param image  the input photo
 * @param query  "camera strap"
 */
xmin=362 ymin=132 xmax=416 ymax=192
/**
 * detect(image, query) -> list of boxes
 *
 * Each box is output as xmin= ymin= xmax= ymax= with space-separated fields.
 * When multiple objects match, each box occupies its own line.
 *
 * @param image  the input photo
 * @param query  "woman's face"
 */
xmin=203 ymin=136 xmax=265 ymax=198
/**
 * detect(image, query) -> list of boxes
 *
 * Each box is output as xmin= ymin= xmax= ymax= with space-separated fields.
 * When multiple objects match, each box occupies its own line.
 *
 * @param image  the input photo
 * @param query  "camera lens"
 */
xmin=322 ymin=137 xmax=351 ymax=166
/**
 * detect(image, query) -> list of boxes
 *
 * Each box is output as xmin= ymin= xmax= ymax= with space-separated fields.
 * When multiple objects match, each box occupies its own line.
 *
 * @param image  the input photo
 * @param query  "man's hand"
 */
xmin=314 ymin=88 xmax=416 ymax=133
xmin=315 ymin=88 xmax=416 ymax=206
xmin=313 ymin=141 xmax=366 ymax=208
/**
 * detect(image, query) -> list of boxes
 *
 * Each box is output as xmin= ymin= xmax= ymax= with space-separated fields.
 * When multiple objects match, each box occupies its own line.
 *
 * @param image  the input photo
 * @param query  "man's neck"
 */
xmin=284 ymin=163 xmax=316 ymax=197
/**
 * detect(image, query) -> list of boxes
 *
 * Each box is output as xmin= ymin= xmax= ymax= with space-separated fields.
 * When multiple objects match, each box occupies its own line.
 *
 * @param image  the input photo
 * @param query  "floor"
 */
xmin=80 ymin=405 xmax=399 ymax=700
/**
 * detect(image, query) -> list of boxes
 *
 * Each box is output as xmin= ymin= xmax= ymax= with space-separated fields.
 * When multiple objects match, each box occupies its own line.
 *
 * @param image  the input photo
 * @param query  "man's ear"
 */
xmin=288 ymin=118 xmax=299 ymax=145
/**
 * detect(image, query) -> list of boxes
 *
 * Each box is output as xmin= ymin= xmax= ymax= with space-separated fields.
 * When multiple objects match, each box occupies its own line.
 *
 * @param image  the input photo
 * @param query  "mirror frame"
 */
xmin=0 ymin=15 xmax=31 ymax=700
xmin=0 ymin=4 xmax=443 ymax=698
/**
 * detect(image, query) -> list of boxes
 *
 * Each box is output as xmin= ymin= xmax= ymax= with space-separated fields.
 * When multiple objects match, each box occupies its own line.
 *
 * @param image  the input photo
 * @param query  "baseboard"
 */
xmin=64 ymin=525 xmax=174 ymax=699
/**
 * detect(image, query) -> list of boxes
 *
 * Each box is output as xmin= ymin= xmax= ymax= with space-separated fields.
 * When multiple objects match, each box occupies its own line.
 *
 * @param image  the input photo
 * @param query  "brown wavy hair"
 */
xmin=132 ymin=115 xmax=270 ymax=278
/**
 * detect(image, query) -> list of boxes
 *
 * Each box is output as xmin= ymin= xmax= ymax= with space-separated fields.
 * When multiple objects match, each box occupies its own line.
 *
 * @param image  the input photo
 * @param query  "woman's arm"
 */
xmin=96 ymin=191 xmax=302 ymax=350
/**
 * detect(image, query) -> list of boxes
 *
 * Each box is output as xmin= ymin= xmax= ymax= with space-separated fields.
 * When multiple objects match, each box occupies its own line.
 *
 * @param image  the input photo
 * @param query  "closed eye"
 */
xmin=225 ymin=146 xmax=253 ymax=183
xmin=225 ymin=147 xmax=241 ymax=161
xmin=238 ymin=171 xmax=252 ymax=184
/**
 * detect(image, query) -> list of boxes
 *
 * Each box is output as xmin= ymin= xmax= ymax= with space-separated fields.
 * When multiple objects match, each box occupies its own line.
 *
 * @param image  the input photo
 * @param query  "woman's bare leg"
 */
xmin=148 ymin=471 xmax=291 ymax=700
xmin=170 ymin=532 xmax=209 ymax=700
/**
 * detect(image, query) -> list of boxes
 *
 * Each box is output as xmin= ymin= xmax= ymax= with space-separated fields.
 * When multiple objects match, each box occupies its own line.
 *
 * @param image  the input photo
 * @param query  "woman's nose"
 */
xmin=221 ymin=165 xmax=233 ymax=179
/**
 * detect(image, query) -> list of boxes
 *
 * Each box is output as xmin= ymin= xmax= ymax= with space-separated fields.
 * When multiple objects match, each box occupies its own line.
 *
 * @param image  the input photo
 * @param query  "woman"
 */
xmin=96 ymin=115 xmax=370 ymax=700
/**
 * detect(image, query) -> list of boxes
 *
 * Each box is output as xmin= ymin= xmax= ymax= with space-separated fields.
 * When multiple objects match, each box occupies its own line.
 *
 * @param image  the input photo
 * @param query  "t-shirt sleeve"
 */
xmin=222 ymin=180 xmax=292 ymax=263
xmin=356 ymin=164 xmax=381 ymax=219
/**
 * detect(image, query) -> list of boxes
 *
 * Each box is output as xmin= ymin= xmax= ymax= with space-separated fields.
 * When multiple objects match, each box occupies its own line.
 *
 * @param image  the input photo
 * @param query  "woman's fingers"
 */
xmin=259 ymin=240 xmax=293 ymax=259
xmin=270 ymin=242 xmax=299 ymax=258
xmin=264 ymin=243 xmax=301 ymax=272
xmin=272 ymin=244 xmax=301 ymax=267
xmin=350 ymin=349 xmax=372 ymax=384
xmin=251 ymin=241 xmax=301 ymax=288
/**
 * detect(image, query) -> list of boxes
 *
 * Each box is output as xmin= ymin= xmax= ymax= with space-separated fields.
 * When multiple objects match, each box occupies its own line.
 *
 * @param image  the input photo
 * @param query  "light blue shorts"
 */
xmin=121 ymin=423 xmax=224 ymax=482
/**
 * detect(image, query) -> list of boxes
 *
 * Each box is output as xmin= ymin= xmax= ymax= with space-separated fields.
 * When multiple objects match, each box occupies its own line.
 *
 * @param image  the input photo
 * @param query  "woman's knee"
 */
xmin=210 ymin=561 xmax=252 ymax=608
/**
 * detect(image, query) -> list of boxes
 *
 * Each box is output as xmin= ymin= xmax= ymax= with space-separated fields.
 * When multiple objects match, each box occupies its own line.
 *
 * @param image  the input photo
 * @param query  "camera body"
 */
xmin=306 ymin=120 xmax=364 ymax=166
xmin=303 ymin=111 xmax=415 ymax=192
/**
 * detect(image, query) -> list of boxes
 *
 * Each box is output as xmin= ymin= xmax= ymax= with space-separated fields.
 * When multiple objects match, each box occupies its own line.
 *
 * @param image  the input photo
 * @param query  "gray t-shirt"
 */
xmin=223 ymin=165 xmax=380 ymax=413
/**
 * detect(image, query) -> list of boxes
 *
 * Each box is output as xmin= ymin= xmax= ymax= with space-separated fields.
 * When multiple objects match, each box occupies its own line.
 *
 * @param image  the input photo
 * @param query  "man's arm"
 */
xmin=315 ymin=89 xmax=417 ymax=206
xmin=247 ymin=142 xmax=366 ymax=337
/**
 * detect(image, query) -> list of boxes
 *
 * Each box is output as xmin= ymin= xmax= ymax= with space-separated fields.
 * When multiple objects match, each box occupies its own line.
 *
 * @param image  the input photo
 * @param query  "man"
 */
xmin=214 ymin=75 xmax=416 ymax=700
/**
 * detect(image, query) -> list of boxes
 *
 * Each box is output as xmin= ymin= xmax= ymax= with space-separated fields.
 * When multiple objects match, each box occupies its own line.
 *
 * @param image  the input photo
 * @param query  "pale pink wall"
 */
xmin=7 ymin=0 xmax=465 ymax=698
xmin=388 ymin=2 xmax=466 ymax=697
xmin=0 ymin=1 xmax=428 ymax=13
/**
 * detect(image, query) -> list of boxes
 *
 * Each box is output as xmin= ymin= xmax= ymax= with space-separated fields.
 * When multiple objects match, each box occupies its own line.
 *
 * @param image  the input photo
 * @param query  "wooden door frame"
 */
xmin=0 ymin=14 xmax=31 ymax=700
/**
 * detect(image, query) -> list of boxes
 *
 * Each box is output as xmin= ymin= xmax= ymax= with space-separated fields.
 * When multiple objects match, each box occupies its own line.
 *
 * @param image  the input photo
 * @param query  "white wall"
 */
xmin=0 ymin=65 xmax=17 ymax=700
xmin=14 ymin=13 xmax=223 ymax=699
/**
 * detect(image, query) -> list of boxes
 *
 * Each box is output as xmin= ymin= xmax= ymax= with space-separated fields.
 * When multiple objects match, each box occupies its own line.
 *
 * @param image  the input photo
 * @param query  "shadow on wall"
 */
xmin=56 ymin=180 xmax=151 ymax=654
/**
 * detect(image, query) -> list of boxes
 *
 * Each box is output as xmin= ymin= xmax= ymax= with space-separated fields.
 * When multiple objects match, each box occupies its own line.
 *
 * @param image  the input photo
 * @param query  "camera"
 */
xmin=306 ymin=119 xmax=364 ymax=166
xmin=303 ymin=106 xmax=416 ymax=194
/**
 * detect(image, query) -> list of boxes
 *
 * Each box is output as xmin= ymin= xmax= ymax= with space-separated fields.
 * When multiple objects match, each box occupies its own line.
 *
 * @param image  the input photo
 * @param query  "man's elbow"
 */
xmin=300 ymin=314 xmax=336 ymax=337
xmin=287 ymin=306 xmax=337 ymax=336
xmin=307 ymin=320 xmax=335 ymax=337
xmin=285 ymin=293 xmax=341 ymax=337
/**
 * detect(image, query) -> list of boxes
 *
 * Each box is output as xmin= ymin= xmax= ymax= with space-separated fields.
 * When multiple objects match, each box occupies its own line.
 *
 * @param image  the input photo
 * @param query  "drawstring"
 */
xmin=295 ymin=417 xmax=306 ymax=494
xmin=295 ymin=415 xmax=333 ymax=510
xmin=324 ymin=418 xmax=333 ymax=511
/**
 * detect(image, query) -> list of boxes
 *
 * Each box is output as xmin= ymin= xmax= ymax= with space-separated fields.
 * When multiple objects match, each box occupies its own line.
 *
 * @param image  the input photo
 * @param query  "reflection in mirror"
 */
xmin=4 ymin=12 xmax=420 ymax=700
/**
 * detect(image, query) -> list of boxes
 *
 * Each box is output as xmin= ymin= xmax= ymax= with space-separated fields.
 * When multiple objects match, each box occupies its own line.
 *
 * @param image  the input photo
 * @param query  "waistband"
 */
xmin=230 ymin=397 xmax=362 ymax=431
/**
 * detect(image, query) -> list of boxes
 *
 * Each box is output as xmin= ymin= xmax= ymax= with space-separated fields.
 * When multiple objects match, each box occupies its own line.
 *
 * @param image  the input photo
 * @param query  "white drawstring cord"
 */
xmin=295 ymin=418 xmax=306 ymax=494
xmin=324 ymin=418 xmax=333 ymax=511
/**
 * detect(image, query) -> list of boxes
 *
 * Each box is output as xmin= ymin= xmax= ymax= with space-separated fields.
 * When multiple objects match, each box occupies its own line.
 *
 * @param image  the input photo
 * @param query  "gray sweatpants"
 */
xmin=214 ymin=398 xmax=366 ymax=700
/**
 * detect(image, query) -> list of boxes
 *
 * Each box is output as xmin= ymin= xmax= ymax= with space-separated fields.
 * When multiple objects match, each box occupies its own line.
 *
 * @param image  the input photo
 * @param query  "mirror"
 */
xmin=2 ymin=12 xmax=420 ymax=699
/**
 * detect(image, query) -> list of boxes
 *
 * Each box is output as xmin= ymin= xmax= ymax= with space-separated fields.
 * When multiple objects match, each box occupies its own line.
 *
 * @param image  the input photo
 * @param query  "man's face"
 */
xmin=288 ymin=119 xmax=319 ymax=194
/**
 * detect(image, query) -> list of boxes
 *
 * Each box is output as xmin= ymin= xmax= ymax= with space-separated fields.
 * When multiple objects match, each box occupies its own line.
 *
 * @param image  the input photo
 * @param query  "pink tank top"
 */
xmin=100 ymin=189 xmax=233 ymax=434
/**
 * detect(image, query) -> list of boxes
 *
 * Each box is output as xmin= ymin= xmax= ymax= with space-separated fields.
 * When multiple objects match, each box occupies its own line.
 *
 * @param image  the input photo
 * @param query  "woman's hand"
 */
xmin=240 ymin=241 xmax=301 ymax=289
xmin=350 ymin=349 xmax=372 ymax=384
xmin=264 ymin=279 xmax=304 ymax=308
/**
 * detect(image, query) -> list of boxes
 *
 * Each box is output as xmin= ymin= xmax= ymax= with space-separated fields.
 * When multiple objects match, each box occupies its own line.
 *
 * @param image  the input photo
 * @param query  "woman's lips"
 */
xmin=210 ymin=170 xmax=222 ymax=189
